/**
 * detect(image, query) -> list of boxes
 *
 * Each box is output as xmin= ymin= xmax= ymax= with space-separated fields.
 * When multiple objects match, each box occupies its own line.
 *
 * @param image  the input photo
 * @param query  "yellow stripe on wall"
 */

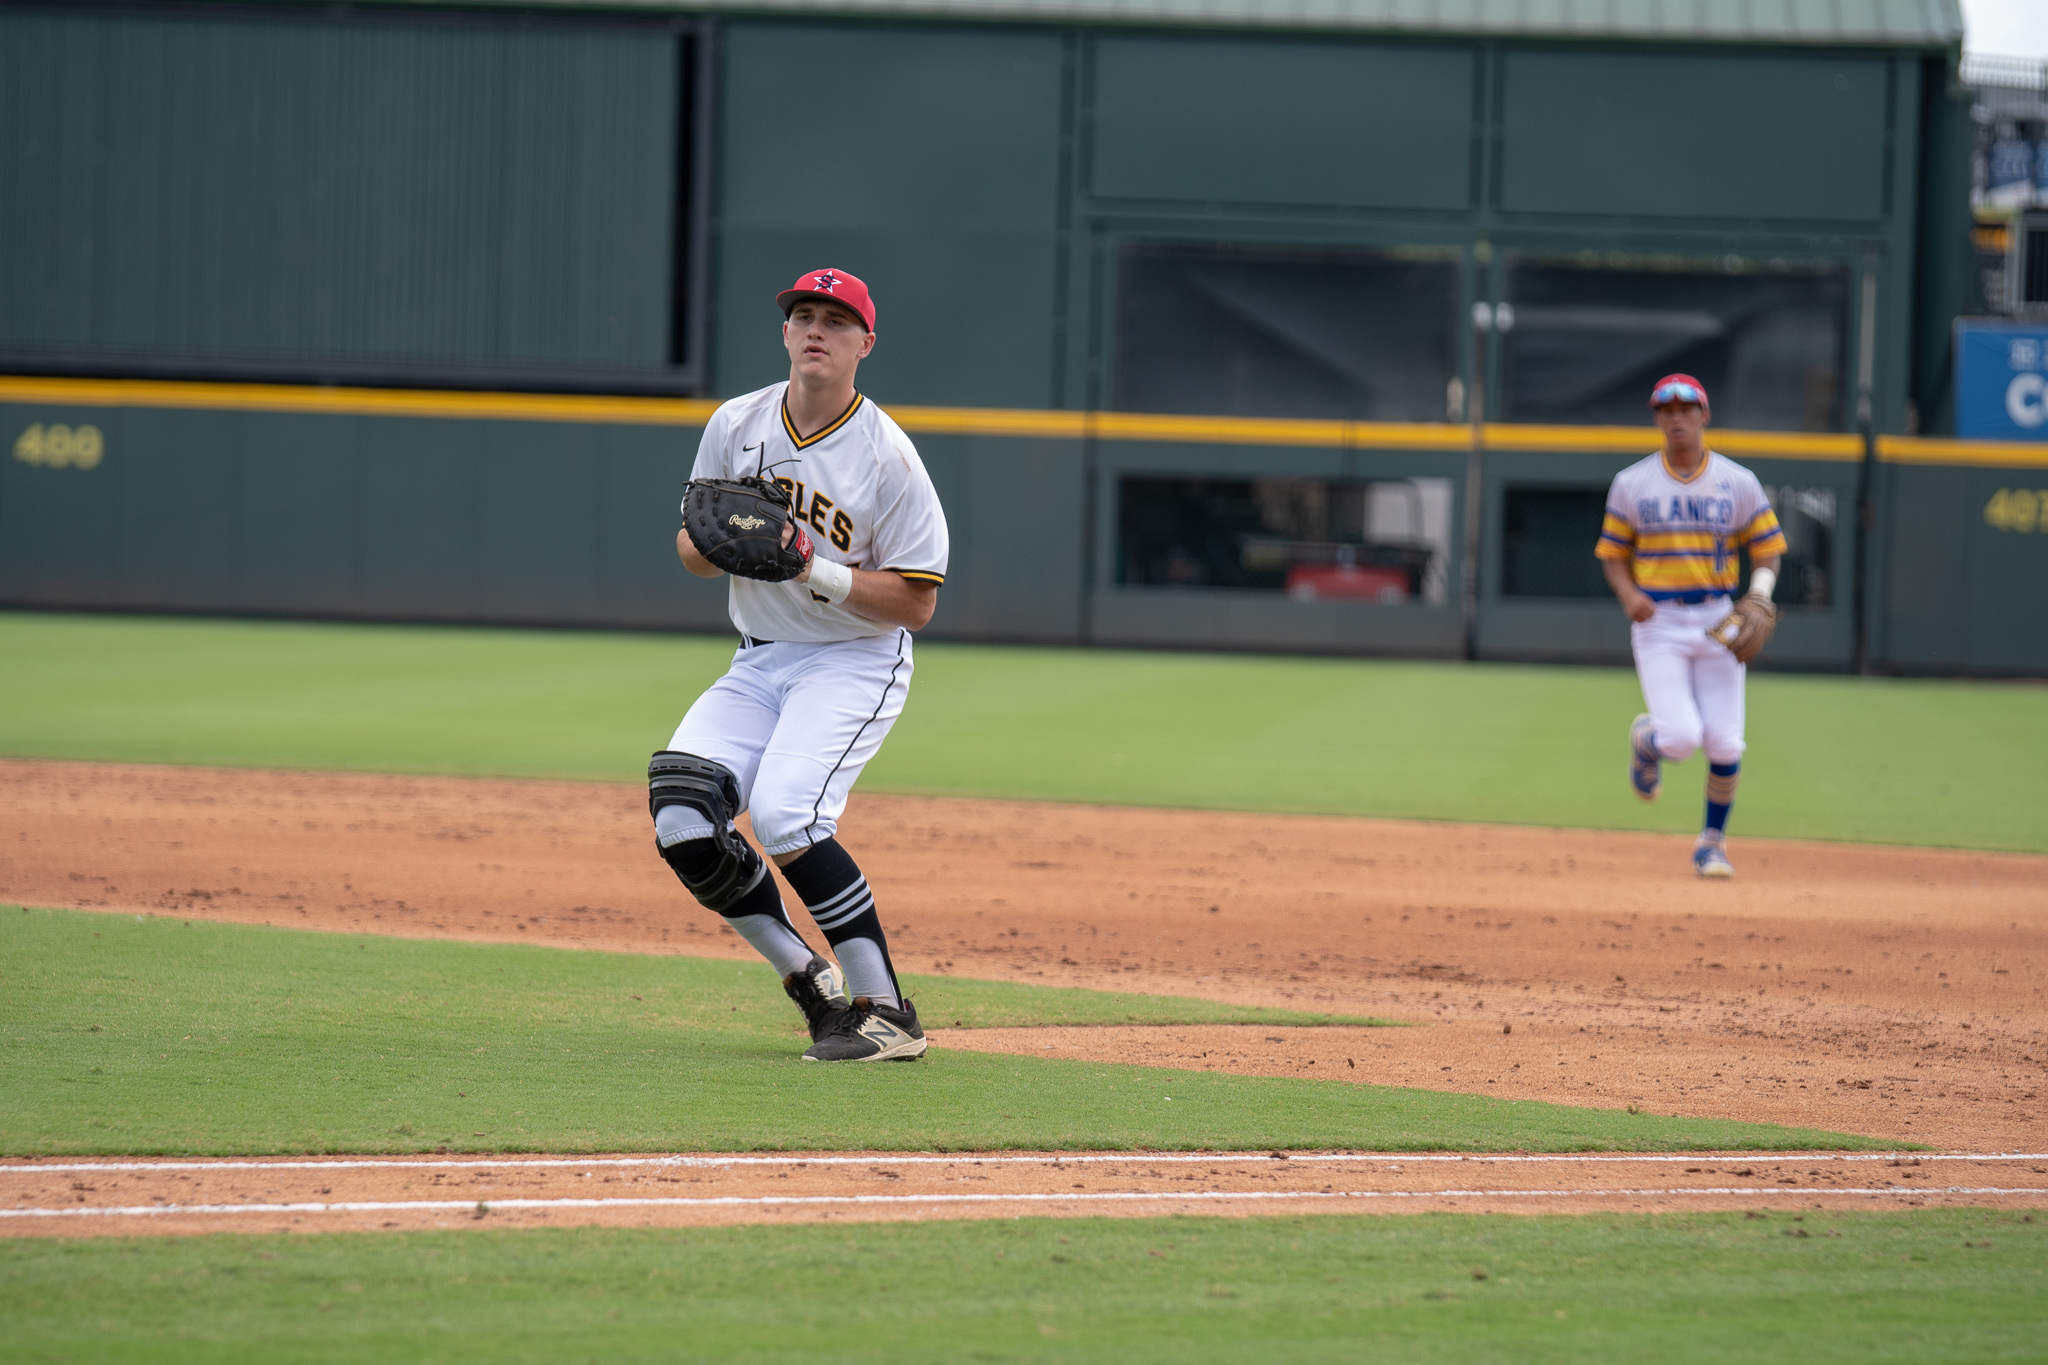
xmin=1480 ymin=425 xmax=1863 ymax=459
xmin=0 ymin=374 xmax=722 ymax=426
xmin=868 ymin=409 xmax=1860 ymax=456
xmin=882 ymin=405 xmax=1475 ymax=450
xmin=4 ymin=374 xmax=2041 ymax=469
xmin=1877 ymin=436 xmax=2048 ymax=469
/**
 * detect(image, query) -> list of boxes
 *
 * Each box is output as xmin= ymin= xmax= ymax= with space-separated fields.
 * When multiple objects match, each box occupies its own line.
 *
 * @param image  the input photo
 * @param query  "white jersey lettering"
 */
xmin=687 ymin=383 xmax=949 ymax=643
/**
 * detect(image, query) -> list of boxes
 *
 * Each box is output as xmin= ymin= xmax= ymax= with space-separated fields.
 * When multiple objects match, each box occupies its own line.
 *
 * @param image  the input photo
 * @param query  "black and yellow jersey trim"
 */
xmin=782 ymin=392 xmax=864 ymax=450
xmin=890 ymin=568 xmax=945 ymax=586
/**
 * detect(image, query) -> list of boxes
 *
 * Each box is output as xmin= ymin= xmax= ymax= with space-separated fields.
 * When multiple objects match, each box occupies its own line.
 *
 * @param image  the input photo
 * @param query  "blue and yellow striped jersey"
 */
xmin=1594 ymin=450 xmax=1787 ymax=599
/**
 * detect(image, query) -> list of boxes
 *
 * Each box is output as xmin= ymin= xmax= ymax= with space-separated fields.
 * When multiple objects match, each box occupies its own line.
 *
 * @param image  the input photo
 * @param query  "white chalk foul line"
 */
xmin=5 ymin=1152 xmax=2040 ymax=1176
xmin=6 ymin=1187 xmax=2046 ymax=1220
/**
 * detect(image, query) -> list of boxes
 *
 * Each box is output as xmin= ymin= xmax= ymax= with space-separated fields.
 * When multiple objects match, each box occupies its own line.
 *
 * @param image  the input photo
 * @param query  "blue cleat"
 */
xmin=1693 ymin=830 xmax=1734 ymax=878
xmin=1628 ymin=713 xmax=1662 ymax=802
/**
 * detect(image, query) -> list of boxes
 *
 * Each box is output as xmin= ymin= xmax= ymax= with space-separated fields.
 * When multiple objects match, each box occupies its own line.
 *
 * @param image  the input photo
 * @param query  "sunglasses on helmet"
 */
xmin=1650 ymin=381 xmax=1706 ymax=407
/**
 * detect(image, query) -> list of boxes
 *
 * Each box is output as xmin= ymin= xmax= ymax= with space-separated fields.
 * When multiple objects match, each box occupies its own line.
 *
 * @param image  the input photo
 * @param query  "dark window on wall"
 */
xmin=1757 ymin=484 xmax=1835 ymax=607
xmin=668 ymin=24 xmax=715 ymax=375
xmin=1502 ymin=259 xmax=1849 ymax=430
xmin=1118 ymin=476 xmax=1453 ymax=604
xmin=1500 ymin=487 xmax=1610 ymax=598
xmin=1499 ymin=481 xmax=1836 ymax=606
xmin=2024 ymin=214 xmax=2048 ymax=307
xmin=1115 ymin=244 xmax=1460 ymax=420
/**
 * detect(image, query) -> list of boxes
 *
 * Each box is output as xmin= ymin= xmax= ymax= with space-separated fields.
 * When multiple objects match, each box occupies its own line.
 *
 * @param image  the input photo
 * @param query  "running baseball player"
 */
xmin=1595 ymin=374 xmax=1786 ymax=877
xmin=648 ymin=268 xmax=947 ymax=1060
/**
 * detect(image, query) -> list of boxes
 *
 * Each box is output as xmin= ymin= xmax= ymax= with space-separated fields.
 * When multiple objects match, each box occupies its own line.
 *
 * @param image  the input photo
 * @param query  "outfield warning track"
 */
xmin=6 ymin=1153 xmax=2044 ymax=1237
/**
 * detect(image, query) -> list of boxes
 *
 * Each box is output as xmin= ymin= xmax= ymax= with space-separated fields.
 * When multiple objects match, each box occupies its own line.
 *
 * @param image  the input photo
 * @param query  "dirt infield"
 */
xmin=6 ymin=1152 xmax=2044 ymax=1238
xmin=3 ymin=757 xmax=2044 ymax=1234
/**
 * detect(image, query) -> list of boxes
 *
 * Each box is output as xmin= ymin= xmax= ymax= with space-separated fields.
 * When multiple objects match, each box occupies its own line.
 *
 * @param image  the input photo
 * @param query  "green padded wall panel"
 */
xmin=1088 ymin=34 xmax=1474 ymax=210
xmin=0 ymin=400 xmax=1095 ymax=644
xmin=713 ymin=22 xmax=1066 ymax=408
xmin=1882 ymin=466 xmax=2048 ymax=674
xmin=913 ymin=432 xmax=1086 ymax=643
xmin=0 ymin=8 xmax=675 ymax=371
xmin=1499 ymin=49 xmax=1889 ymax=221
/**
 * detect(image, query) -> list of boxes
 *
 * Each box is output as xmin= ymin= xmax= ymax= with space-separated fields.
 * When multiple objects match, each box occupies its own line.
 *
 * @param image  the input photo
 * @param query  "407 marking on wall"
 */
xmin=13 ymin=423 xmax=105 ymax=470
xmin=1983 ymin=488 xmax=2048 ymax=534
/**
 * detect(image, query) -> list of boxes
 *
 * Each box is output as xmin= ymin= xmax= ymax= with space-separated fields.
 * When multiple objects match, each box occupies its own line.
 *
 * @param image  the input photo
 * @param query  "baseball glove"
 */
xmin=683 ymin=478 xmax=813 ymax=583
xmin=1707 ymin=594 xmax=1777 ymax=664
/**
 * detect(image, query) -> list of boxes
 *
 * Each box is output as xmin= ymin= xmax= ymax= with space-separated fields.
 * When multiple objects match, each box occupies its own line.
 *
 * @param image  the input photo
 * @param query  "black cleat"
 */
xmin=802 ymin=995 xmax=928 ymax=1062
xmin=781 ymin=955 xmax=852 ymax=1043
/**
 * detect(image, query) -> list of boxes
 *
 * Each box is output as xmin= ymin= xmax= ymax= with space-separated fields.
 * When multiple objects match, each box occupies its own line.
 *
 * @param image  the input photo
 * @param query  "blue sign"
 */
xmin=1956 ymin=320 xmax=2048 ymax=441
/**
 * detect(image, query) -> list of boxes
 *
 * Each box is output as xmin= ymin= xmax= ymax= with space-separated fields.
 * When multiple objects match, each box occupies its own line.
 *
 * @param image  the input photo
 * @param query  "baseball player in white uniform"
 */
xmin=648 ymin=268 xmax=948 ymax=1061
xmin=1596 ymin=374 xmax=1786 ymax=877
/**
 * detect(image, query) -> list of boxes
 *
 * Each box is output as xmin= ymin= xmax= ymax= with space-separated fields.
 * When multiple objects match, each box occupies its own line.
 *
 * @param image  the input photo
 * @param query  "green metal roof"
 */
xmin=396 ymin=0 xmax=1963 ymax=48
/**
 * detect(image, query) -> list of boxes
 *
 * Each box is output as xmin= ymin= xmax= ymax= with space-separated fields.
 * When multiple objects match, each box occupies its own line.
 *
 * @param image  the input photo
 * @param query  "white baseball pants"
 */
xmin=658 ymin=629 xmax=913 ymax=857
xmin=1631 ymin=598 xmax=1746 ymax=766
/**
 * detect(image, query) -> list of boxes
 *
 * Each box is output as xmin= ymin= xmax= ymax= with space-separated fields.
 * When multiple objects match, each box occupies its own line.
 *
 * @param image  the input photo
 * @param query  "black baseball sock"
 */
xmin=779 ymin=837 xmax=900 ymax=1006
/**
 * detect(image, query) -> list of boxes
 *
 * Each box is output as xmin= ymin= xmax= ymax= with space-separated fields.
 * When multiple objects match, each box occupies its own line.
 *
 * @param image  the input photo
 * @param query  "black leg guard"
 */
xmin=649 ymin=750 xmax=765 ymax=913
xmin=654 ymin=837 xmax=765 ymax=914
xmin=670 ymin=843 xmax=794 ymax=929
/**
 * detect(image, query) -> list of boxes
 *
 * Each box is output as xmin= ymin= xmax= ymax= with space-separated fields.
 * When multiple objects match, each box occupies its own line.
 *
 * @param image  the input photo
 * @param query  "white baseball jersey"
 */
xmin=1595 ymin=450 xmax=1786 ymax=602
xmin=687 ymin=383 xmax=948 ymax=644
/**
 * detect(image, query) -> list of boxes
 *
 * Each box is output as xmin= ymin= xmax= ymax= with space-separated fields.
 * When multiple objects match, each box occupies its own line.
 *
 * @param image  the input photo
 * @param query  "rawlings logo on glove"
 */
xmin=1707 ymin=594 xmax=1777 ymax=664
xmin=684 ymin=478 xmax=813 ymax=583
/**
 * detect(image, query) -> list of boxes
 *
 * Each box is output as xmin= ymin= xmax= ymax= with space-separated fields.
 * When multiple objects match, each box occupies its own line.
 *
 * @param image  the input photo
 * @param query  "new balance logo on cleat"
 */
xmin=802 ymin=996 xmax=928 ymax=1062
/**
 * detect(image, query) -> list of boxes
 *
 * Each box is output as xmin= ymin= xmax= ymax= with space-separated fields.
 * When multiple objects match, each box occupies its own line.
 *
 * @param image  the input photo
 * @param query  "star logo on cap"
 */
xmin=812 ymin=271 xmax=839 ymax=293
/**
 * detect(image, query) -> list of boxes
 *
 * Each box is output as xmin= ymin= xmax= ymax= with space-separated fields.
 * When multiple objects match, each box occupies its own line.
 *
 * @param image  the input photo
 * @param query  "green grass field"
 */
xmin=4 ymin=609 xmax=2028 ymax=1359
xmin=5 ymin=1211 xmax=2043 ymax=1363
xmin=0 ymin=908 xmax=1870 ymax=1156
xmin=3 ymin=612 xmax=2044 ymax=850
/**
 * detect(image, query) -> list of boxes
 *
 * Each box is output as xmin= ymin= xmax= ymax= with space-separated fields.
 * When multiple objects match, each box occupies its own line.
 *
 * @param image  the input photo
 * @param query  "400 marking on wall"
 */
xmin=12 ymin=423 xmax=104 ymax=469
xmin=1983 ymin=488 xmax=2048 ymax=534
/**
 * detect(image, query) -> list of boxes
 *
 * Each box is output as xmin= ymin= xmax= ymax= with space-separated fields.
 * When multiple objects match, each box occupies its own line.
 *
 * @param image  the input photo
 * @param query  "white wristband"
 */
xmin=1747 ymin=567 xmax=1777 ymax=602
xmin=807 ymin=556 xmax=853 ymax=605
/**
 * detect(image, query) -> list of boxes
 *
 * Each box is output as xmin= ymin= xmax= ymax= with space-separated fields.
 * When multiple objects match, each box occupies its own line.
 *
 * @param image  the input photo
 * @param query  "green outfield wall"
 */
xmin=0 ymin=4 xmax=1961 ymax=422
xmin=5 ymin=378 xmax=2042 ymax=672
xmin=2 ymin=1 xmax=2031 ymax=672
xmin=1871 ymin=446 xmax=2048 ymax=673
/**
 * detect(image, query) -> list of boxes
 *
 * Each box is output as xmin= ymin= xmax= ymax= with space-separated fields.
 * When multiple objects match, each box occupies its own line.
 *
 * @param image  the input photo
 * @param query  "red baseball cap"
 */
xmin=1648 ymin=373 xmax=1710 ymax=414
xmin=776 ymin=268 xmax=875 ymax=332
